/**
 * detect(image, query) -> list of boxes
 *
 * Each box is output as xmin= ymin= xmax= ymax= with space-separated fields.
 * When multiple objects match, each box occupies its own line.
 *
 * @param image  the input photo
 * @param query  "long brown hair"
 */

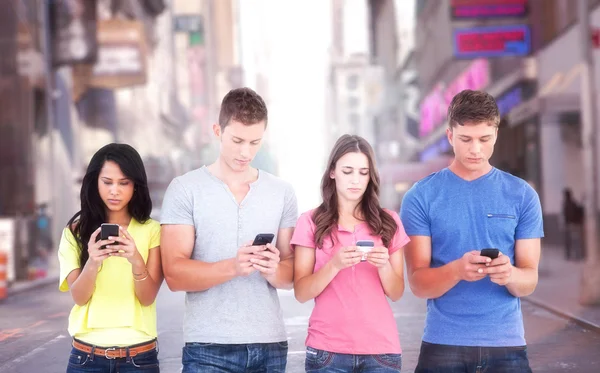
xmin=312 ymin=134 xmax=398 ymax=248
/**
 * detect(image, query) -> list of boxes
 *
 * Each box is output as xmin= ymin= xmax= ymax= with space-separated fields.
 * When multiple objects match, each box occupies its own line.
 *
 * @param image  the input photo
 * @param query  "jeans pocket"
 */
xmin=131 ymin=350 xmax=159 ymax=369
xmin=67 ymin=352 xmax=90 ymax=368
xmin=305 ymin=347 xmax=334 ymax=371
xmin=276 ymin=341 xmax=289 ymax=349
xmin=373 ymin=354 xmax=402 ymax=370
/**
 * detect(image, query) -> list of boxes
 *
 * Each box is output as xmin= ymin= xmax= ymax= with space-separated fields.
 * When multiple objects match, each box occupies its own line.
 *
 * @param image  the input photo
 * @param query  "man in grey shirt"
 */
xmin=160 ymin=87 xmax=298 ymax=373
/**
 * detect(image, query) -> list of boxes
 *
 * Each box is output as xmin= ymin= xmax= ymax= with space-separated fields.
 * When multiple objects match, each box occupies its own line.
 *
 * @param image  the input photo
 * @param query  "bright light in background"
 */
xmin=240 ymin=0 xmax=331 ymax=212
xmin=343 ymin=0 xmax=369 ymax=55
xmin=395 ymin=0 xmax=416 ymax=64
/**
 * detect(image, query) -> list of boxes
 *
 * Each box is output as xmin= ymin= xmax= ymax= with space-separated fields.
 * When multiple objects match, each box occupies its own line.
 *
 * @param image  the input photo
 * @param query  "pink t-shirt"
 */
xmin=291 ymin=208 xmax=410 ymax=355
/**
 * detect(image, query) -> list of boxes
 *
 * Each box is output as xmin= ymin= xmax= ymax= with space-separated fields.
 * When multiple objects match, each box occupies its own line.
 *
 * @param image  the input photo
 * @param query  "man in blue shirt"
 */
xmin=401 ymin=89 xmax=543 ymax=373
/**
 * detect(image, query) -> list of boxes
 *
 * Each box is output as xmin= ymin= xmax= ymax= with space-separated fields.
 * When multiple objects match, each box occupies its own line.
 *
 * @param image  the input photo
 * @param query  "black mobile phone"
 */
xmin=480 ymin=248 xmax=500 ymax=259
xmin=252 ymin=233 xmax=274 ymax=246
xmin=100 ymin=223 xmax=119 ymax=249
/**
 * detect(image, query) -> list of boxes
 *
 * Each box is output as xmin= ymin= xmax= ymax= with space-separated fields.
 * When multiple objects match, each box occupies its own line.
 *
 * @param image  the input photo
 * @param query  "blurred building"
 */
xmin=327 ymin=0 xmax=385 ymax=152
xmin=363 ymin=0 xmax=448 ymax=211
xmin=406 ymin=0 xmax=600 ymax=244
xmin=0 ymin=0 xmax=210 ymax=287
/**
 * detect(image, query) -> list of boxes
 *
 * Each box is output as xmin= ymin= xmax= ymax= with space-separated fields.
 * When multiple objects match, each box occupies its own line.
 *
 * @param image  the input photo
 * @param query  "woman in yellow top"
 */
xmin=58 ymin=143 xmax=163 ymax=373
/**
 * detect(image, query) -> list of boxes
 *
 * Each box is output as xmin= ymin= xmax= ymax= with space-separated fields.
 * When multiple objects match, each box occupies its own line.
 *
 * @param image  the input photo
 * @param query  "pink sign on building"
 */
xmin=419 ymin=59 xmax=490 ymax=137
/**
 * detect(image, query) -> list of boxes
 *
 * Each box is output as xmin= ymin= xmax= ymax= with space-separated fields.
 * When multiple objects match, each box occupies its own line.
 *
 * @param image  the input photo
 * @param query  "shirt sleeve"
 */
xmin=515 ymin=183 xmax=545 ymax=240
xmin=149 ymin=220 xmax=161 ymax=248
xmin=290 ymin=211 xmax=317 ymax=250
xmin=399 ymin=184 xmax=431 ymax=237
xmin=58 ymin=228 xmax=81 ymax=292
xmin=160 ymin=178 xmax=195 ymax=226
xmin=280 ymin=183 xmax=299 ymax=229
xmin=387 ymin=210 xmax=411 ymax=255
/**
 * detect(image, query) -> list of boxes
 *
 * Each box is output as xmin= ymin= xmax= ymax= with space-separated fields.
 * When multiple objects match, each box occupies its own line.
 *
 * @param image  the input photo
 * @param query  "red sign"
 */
xmin=593 ymin=29 xmax=600 ymax=48
xmin=451 ymin=0 xmax=527 ymax=19
xmin=454 ymin=25 xmax=530 ymax=58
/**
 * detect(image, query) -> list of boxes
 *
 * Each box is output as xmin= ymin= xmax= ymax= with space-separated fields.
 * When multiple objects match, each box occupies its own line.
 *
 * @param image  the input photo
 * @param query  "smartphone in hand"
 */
xmin=100 ymin=223 xmax=119 ymax=249
xmin=356 ymin=240 xmax=375 ymax=262
xmin=480 ymin=248 xmax=499 ymax=260
xmin=252 ymin=233 xmax=274 ymax=246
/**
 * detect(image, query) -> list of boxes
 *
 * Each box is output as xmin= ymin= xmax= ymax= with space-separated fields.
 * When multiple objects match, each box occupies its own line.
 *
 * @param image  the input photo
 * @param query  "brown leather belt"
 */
xmin=72 ymin=339 xmax=157 ymax=359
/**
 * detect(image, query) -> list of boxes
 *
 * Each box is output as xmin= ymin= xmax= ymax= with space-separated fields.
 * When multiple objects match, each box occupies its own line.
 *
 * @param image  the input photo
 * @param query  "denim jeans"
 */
xmin=182 ymin=341 xmax=288 ymax=373
xmin=65 ymin=346 xmax=159 ymax=373
xmin=305 ymin=346 xmax=402 ymax=372
xmin=415 ymin=341 xmax=532 ymax=373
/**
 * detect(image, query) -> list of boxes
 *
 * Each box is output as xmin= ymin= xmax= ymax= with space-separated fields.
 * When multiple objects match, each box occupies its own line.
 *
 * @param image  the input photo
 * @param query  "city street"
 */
xmin=1 ymin=282 xmax=599 ymax=372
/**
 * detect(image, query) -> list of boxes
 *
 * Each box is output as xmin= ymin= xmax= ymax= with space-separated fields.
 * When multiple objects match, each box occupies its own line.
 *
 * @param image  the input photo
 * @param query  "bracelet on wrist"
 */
xmin=133 ymin=274 xmax=148 ymax=282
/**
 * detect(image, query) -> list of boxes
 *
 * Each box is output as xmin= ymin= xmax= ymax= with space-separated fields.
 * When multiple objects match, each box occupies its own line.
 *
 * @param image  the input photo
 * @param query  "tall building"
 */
xmin=328 ymin=0 xmax=384 ymax=151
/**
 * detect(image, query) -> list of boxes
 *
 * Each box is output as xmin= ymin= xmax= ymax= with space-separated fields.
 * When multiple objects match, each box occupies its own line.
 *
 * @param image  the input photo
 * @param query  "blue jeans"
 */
xmin=415 ymin=341 xmax=532 ymax=373
xmin=305 ymin=346 xmax=402 ymax=372
xmin=182 ymin=341 xmax=288 ymax=373
xmin=65 ymin=346 xmax=159 ymax=372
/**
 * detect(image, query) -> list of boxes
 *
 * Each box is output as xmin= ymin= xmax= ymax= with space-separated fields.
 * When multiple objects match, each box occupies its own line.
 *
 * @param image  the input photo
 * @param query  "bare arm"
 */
xmin=255 ymin=227 xmax=295 ymax=289
xmin=372 ymin=248 xmax=405 ymax=302
xmin=293 ymin=245 xmax=362 ymax=303
xmin=484 ymin=238 xmax=540 ymax=297
xmin=130 ymin=246 xmax=163 ymax=306
xmin=66 ymin=228 xmax=113 ymax=306
xmin=161 ymin=224 xmax=247 ymax=292
xmin=67 ymin=263 xmax=101 ymax=306
xmin=405 ymin=236 xmax=490 ymax=299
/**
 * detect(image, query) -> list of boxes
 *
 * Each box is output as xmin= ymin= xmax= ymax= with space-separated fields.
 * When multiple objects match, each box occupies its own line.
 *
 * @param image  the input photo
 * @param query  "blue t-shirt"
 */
xmin=400 ymin=167 xmax=544 ymax=347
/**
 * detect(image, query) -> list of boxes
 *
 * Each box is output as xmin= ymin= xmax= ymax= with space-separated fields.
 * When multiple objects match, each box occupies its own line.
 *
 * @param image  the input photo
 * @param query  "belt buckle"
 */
xmin=104 ymin=347 xmax=116 ymax=359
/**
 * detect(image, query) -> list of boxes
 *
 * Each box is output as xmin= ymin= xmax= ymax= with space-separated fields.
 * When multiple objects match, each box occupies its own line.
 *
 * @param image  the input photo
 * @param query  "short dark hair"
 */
xmin=447 ymin=89 xmax=500 ymax=128
xmin=218 ymin=87 xmax=268 ymax=129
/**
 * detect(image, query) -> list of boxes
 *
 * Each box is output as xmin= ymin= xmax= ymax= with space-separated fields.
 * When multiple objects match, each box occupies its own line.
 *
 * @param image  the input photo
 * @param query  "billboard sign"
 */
xmin=451 ymin=0 xmax=527 ymax=19
xmin=453 ymin=25 xmax=531 ymax=58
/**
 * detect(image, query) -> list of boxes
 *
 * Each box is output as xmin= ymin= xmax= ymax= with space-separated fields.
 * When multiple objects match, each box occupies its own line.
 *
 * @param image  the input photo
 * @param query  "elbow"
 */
xmin=139 ymin=298 xmax=156 ymax=307
xmin=389 ymin=287 xmax=405 ymax=302
xmin=411 ymin=288 xmax=428 ymax=299
xmin=74 ymin=299 xmax=88 ymax=307
xmin=293 ymin=286 xmax=311 ymax=304
xmin=73 ymin=295 xmax=90 ymax=307
xmin=71 ymin=289 xmax=90 ymax=306
xmin=163 ymin=273 xmax=184 ymax=292
xmin=407 ymin=279 xmax=428 ymax=299
xmin=279 ymin=281 xmax=294 ymax=291
xmin=388 ymin=293 xmax=403 ymax=302
xmin=294 ymin=293 xmax=311 ymax=304
xmin=388 ymin=283 xmax=405 ymax=302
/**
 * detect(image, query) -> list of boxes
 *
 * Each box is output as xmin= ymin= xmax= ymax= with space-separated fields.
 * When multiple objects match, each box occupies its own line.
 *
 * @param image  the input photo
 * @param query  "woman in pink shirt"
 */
xmin=292 ymin=134 xmax=410 ymax=372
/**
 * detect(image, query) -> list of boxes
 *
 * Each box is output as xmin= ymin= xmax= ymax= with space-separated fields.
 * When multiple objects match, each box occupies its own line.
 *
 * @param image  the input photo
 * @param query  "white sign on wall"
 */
xmin=0 ymin=218 xmax=16 ymax=282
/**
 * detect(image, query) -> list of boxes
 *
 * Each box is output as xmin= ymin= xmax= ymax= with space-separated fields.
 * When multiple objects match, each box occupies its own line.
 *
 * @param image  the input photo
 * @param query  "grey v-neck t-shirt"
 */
xmin=160 ymin=166 xmax=298 ymax=343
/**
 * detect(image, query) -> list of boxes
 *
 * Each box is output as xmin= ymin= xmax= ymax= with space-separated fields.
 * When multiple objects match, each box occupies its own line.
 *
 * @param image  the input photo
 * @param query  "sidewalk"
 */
xmin=7 ymin=272 xmax=58 ymax=296
xmin=525 ymin=244 xmax=600 ymax=332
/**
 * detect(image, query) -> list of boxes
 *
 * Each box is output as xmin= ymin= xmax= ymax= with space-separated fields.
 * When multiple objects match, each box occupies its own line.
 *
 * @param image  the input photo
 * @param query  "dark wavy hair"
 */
xmin=67 ymin=143 xmax=152 ymax=267
xmin=312 ymin=134 xmax=398 ymax=248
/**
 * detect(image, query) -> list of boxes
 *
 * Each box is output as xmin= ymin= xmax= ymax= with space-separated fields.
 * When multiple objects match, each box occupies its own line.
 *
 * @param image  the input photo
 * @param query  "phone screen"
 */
xmin=252 ymin=233 xmax=274 ymax=246
xmin=100 ymin=224 xmax=119 ymax=249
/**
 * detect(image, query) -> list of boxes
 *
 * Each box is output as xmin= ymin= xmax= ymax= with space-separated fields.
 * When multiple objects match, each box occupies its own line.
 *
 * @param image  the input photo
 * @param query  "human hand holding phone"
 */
xmin=330 ymin=246 xmax=362 ymax=271
xmin=481 ymin=250 xmax=513 ymax=286
xmin=86 ymin=227 xmax=117 ymax=269
xmin=249 ymin=233 xmax=280 ymax=277
xmin=356 ymin=240 xmax=374 ymax=262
